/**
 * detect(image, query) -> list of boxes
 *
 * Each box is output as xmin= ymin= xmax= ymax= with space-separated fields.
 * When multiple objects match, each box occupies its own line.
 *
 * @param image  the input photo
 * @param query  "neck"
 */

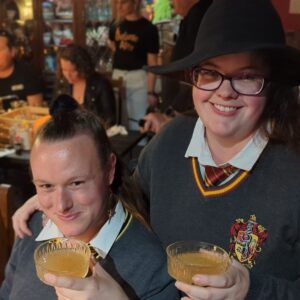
xmin=73 ymin=78 xmax=86 ymax=86
xmin=206 ymin=132 xmax=254 ymax=165
xmin=125 ymin=12 xmax=140 ymax=21
xmin=72 ymin=79 xmax=86 ymax=105
xmin=72 ymin=215 xmax=108 ymax=243
xmin=0 ymin=63 xmax=14 ymax=78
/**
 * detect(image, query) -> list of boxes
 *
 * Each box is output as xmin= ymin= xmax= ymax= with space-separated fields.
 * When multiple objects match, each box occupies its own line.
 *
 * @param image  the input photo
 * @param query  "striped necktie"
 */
xmin=204 ymin=165 xmax=236 ymax=187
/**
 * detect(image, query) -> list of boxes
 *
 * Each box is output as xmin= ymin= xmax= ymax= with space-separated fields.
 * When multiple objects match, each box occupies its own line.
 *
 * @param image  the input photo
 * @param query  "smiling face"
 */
xmin=192 ymin=52 xmax=269 ymax=147
xmin=30 ymin=134 xmax=116 ymax=242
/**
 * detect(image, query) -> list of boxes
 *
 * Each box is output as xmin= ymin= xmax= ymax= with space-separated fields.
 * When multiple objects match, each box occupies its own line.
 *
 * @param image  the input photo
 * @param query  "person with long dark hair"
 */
xmin=54 ymin=45 xmax=116 ymax=127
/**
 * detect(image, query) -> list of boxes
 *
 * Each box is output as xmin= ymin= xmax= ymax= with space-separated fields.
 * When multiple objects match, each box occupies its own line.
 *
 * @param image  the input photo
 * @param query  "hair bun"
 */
xmin=50 ymin=94 xmax=79 ymax=118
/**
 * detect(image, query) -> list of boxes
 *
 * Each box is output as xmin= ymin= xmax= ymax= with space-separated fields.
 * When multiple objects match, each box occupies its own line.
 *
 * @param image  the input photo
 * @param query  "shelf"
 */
xmin=44 ymin=18 xmax=72 ymax=24
xmin=0 ymin=0 xmax=114 ymax=74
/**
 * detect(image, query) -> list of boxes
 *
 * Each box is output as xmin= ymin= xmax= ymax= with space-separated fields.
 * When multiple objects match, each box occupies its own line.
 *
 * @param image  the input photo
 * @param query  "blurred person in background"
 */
xmin=54 ymin=44 xmax=116 ymax=128
xmin=142 ymin=0 xmax=212 ymax=133
xmin=109 ymin=0 xmax=159 ymax=130
xmin=0 ymin=29 xmax=43 ymax=107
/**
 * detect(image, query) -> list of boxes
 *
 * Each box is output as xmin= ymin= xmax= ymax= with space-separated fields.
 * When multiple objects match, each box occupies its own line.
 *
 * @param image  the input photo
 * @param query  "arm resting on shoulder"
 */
xmin=12 ymin=194 xmax=40 ymax=238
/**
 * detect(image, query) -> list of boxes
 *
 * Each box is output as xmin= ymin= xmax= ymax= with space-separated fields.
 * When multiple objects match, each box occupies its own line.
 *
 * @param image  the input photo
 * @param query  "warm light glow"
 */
xmin=25 ymin=0 xmax=32 ymax=7
xmin=18 ymin=0 xmax=33 ymax=20
xmin=17 ymin=0 xmax=33 ymax=22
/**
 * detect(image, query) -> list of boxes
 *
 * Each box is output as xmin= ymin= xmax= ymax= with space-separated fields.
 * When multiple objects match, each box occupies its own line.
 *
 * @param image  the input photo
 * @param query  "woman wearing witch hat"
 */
xmin=137 ymin=0 xmax=300 ymax=298
xmin=11 ymin=0 xmax=300 ymax=299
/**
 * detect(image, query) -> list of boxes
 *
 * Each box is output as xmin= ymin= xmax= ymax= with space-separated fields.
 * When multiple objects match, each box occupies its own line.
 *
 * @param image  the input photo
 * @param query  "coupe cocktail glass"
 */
xmin=34 ymin=238 xmax=91 ymax=282
xmin=166 ymin=241 xmax=230 ymax=284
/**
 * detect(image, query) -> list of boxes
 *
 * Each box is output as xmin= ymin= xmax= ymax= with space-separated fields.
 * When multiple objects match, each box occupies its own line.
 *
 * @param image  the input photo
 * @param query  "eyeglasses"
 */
xmin=191 ymin=67 xmax=267 ymax=96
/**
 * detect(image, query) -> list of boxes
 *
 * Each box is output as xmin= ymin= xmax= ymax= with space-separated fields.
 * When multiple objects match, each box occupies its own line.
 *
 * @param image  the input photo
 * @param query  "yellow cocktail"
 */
xmin=166 ymin=241 xmax=230 ymax=284
xmin=34 ymin=238 xmax=91 ymax=282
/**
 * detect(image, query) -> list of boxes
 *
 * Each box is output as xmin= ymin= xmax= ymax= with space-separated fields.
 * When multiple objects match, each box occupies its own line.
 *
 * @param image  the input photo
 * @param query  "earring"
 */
xmin=107 ymin=191 xmax=116 ymax=222
xmin=108 ymin=209 xmax=115 ymax=220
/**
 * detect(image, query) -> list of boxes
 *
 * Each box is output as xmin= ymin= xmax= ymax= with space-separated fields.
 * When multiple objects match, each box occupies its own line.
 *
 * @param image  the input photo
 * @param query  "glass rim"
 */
xmin=34 ymin=237 xmax=91 ymax=259
xmin=166 ymin=240 xmax=230 ymax=266
xmin=34 ymin=238 xmax=91 ymax=280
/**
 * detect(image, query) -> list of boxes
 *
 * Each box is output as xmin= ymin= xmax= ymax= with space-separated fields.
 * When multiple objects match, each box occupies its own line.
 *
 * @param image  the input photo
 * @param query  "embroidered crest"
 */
xmin=229 ymin=215 xmax=268 ymax=268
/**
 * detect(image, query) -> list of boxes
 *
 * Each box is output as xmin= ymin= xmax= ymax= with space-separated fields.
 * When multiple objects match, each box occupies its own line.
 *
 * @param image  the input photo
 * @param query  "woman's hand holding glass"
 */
xmin=175 ymin=259 xmax=249 ymax=300
xmin=166 ymin=241 xmax=249 ymax=300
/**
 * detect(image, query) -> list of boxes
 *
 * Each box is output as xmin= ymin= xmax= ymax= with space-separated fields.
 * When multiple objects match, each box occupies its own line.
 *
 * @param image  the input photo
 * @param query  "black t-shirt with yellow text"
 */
xmin=109 ymin=18 xmax=159 ymax=71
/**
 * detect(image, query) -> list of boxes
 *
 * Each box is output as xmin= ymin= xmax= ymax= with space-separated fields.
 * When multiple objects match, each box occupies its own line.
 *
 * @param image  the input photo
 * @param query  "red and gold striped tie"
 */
xmin=204 ymin=165 xmax=236 ymax=187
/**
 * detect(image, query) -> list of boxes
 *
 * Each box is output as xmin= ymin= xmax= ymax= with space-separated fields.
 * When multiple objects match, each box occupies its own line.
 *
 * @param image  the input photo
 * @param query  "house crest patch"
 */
xmin=229 ymin=214 xmax=268 ymax=269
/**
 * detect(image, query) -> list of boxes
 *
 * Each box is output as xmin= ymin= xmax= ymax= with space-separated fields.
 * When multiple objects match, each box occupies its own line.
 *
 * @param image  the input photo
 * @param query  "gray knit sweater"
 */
xmin=136 ymin=116 xmax=300 ymax=299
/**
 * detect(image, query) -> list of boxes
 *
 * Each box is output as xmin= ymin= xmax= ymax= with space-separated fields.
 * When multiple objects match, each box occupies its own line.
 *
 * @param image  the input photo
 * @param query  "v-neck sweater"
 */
xmin=136 ymin=115 xmax=300 ymax=299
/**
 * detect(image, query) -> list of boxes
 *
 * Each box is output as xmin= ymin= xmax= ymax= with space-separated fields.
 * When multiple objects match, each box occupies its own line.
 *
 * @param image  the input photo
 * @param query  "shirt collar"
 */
xmin=35 ymin=201 xmax=126 ymax=258
xmin=185 ymin=118 xmax=268 ymax=171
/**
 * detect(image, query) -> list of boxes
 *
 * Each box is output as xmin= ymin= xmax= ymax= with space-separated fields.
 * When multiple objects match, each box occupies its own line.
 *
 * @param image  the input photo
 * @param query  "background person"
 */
xmin=0 ymin=95 xmax=179 ymax=300
xmin=54 ymin=44 xmax=116 ymax=128
xmin=142 ymin=0 xmax=212 ymax=133
xmin=0 ymin=29 xmax=43 ymax=107
xmin=109 ymin=0 xmax=159 ymax=130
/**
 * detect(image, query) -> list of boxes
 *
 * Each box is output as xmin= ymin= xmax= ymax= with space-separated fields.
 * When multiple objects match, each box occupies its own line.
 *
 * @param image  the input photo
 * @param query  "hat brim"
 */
xmin=145 ymin=45 xmax=300 ymax=86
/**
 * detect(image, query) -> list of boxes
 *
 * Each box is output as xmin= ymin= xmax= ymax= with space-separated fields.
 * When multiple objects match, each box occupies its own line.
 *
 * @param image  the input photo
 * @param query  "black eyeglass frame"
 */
xmin=190 ymin=67 xmax=268 ymax=96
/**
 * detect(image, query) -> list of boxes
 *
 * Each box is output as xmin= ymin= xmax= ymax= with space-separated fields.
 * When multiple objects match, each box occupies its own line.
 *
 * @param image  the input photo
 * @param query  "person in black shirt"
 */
xmin=109 ymin=0 xmax=159 ymax=130
xmin=0 ymin=29 xmax=43 ymax=106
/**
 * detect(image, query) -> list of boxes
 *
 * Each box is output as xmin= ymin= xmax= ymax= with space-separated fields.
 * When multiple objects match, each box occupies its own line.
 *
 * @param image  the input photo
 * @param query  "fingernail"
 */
xmin=192 ymin=275 xmax=205 ymax=284
xmin=44 ymin=273 xmax=56 ymax=283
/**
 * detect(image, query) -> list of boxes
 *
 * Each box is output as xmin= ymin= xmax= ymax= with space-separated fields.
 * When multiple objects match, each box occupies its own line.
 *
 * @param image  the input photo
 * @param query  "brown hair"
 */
xmin=56 ymin=44 xmax=94 ymax=80
xmin=260 ymin=84 xmax=300 ymax=151
xmin=255 ymin=50 xmax=300 ymax=151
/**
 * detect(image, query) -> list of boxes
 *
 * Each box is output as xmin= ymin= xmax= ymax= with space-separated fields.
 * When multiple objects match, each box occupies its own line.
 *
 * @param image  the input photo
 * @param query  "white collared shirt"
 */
xmin=36 ymin=201 xmax=126 ymax=258
xmin=185 ymin=118 xmax=268 ymax=183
